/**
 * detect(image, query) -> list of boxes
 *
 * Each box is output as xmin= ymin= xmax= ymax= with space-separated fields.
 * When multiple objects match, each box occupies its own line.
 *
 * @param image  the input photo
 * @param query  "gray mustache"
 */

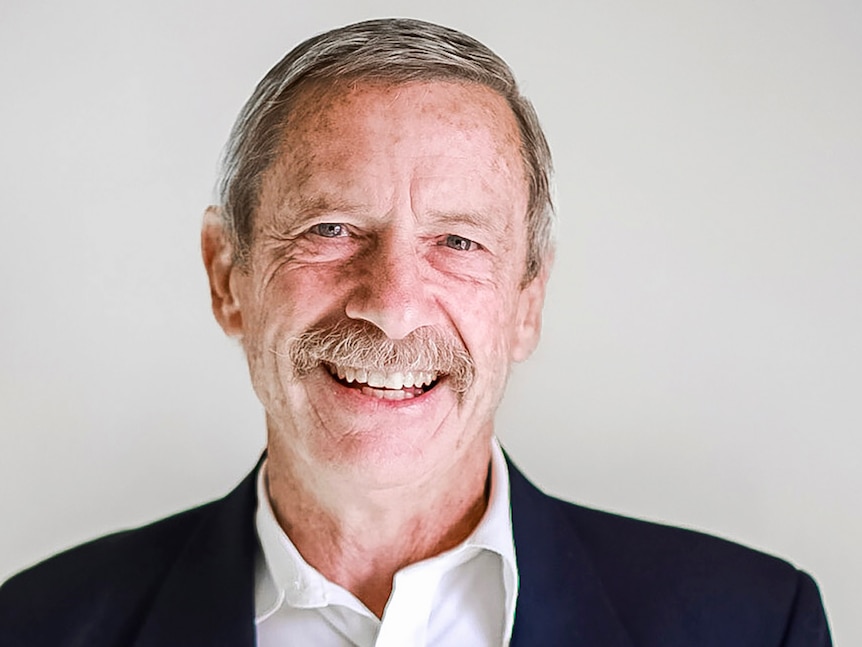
xmin=285 ymin=320 xmax=475 ymax=394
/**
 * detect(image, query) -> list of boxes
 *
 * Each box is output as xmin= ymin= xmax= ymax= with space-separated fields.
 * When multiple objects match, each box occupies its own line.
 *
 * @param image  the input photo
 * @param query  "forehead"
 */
xmin=258 ymin=79 xmax=528 ymax=215
xmin=284 ymin=77 xmax=522 ymax=141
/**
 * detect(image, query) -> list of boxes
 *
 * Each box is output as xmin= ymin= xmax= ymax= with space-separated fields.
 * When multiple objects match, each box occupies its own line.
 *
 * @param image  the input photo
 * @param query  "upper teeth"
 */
xmin=333 ymin=365 xmax=437 ymax=389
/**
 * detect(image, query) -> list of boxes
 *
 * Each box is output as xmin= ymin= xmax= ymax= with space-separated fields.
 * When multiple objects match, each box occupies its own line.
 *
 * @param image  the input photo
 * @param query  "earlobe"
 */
xmin=511 ymin=266 xmax=550 ymax=363
xmin=201 ymin=206 xmax=244 ymax=337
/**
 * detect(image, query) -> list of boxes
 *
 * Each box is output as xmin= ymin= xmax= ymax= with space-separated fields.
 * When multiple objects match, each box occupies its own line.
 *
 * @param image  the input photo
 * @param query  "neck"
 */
xmin=264 ymin=436 xmax=493 ymax=617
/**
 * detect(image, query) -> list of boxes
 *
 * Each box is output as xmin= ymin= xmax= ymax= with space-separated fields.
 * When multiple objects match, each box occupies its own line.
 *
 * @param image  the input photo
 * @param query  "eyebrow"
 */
xmin=426 ymin=210 xmax=509 ymax=237
xmin=273 ymin=194 xmax=367 ymax=230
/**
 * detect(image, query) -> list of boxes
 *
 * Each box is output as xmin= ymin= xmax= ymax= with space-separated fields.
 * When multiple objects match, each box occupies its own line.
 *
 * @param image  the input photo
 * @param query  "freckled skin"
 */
xmin=203 ymin=80 xmax=548 ymax=614
xmin=235 ymin=80 xmax=543 ymax=482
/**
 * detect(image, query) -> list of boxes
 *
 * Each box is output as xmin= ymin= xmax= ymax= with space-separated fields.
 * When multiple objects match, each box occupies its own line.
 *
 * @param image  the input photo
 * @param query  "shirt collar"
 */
xmin=254 ymin=437 xmax=519 ymax=631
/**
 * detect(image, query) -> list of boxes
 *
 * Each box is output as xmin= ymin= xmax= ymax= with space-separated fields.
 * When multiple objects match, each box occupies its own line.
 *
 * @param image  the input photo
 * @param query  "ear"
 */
xmin=510 ymin=263 xmax=550 ymax=363
xmin=201 ymin=206 xmax=244 ymax=337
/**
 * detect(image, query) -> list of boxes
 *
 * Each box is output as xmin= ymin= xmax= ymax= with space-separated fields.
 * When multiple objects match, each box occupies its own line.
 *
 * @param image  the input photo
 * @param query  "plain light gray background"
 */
xmin=1 ymin=0 xmax=859 ymax=643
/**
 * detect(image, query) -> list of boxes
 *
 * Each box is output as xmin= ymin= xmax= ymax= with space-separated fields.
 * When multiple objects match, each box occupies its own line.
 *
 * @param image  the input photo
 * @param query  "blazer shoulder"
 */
xmin=562 ymin=497 xmax=795 ymax=577
xmin=0 ymin=498 xmax=218 ymax=646
xmin=557 ymin=497 xmax=830 ymax=645
xmin=507 ymin=459 xmax=830 ymax=644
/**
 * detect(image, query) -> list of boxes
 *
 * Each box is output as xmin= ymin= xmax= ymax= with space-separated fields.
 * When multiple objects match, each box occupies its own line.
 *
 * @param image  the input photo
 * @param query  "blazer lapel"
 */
xmin=507 ymin=458 xmax=634 ymax=647
xmin=131 ymin=466 xmax=260 ymax=647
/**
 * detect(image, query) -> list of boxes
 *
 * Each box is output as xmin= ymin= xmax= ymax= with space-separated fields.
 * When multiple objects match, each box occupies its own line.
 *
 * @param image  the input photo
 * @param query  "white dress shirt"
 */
xmin=254 ymin=438 xmax=519 ymax=647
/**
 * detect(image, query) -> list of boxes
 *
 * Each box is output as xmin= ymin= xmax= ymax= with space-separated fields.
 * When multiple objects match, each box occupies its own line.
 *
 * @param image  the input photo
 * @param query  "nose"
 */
xmin=344 ymin=236 xmax=432 ymax=340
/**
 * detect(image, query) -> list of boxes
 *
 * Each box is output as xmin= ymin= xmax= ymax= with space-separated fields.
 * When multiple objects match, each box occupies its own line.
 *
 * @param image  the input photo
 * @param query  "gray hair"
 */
xmin=217 ymin=17 xmax=554 ymax=282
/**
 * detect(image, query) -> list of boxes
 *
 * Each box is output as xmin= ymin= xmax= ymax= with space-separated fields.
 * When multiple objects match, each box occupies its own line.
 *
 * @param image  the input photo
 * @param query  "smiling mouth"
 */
xmin=324 ymin=363 xmax=440 ymax=400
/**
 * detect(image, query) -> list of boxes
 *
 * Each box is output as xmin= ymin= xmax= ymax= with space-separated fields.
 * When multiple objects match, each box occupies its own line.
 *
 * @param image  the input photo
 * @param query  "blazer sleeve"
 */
xmin=780 ymin=571 xmax=832 ymax=647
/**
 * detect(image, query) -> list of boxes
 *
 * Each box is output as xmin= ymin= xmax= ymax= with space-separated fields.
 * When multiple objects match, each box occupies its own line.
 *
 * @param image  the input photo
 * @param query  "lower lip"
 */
xmin=355 ymin=384 xmax=422 ymax=400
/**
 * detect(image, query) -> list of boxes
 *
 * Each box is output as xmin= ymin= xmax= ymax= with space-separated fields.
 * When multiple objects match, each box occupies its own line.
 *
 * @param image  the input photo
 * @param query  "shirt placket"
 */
xmin=373 ymin=563 xmax=443 ymax=647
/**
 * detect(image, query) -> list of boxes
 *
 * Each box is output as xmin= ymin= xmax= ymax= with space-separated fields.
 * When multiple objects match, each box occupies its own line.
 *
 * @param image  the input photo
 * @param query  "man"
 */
xmin=0 ymin=17 xmax=831 ymax=646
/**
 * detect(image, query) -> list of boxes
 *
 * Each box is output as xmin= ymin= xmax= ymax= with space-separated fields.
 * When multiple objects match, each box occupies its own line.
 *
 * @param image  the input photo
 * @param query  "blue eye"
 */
xmin=443 ymin=234 xmax=476 ymax=251
xmin=311 ymin=223 xmax=346 ymax=238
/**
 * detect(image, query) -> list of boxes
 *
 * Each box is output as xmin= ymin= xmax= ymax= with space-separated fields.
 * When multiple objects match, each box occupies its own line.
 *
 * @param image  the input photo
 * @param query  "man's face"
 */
xmin=205 ymin=80 xmax=546 ymax=487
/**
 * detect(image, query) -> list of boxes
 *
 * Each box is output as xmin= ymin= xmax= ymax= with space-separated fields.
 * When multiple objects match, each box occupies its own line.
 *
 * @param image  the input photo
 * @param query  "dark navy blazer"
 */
xmin=0 ymin=459 xmax=832 ymax=646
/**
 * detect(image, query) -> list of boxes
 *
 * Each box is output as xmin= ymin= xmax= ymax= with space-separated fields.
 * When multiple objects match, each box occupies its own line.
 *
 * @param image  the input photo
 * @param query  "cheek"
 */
xmin=259 ymin=265 xmax=350 ymax=332
xmin=242 ymin=265 xmax=355 ymax=396
xmin=237 ymin=300 xmax=300 ymax=408
xmin=242 ymin=333 xmax=285 ymax=412
xmin=450 ymin=287 xmax=521 ymax=363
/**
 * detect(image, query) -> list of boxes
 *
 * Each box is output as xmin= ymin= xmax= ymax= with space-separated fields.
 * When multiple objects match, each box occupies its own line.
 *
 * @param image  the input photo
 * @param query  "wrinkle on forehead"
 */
xmin=256 ymin=79 xmax=529 ymax=238
xmin=283 ymin=79 xmax=523 ymax=168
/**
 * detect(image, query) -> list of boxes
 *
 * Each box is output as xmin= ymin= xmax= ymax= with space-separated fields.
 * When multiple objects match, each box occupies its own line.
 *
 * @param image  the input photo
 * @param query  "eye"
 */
xmin=310 ymin=223 xmax=347 ymax=238
xmin=442 ymin=234 xmax=479 ymax=251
